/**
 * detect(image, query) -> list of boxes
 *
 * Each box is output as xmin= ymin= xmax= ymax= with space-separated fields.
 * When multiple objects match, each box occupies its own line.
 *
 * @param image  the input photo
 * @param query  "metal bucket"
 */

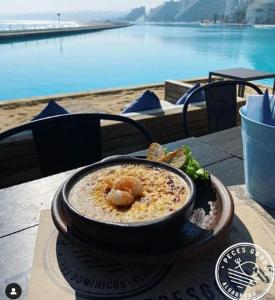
xmin=240 ymin=106 xmax=275 ymax=208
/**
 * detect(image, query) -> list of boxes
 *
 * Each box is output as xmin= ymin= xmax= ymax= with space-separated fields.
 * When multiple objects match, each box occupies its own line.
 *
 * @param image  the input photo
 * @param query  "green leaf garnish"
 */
xmin=181 ymin=146 xmax=210 ymax=181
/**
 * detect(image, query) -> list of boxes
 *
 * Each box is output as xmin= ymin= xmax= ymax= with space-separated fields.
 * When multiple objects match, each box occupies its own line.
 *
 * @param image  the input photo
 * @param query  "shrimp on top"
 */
xmin=105 ymin=175 xmax=144 ymax=207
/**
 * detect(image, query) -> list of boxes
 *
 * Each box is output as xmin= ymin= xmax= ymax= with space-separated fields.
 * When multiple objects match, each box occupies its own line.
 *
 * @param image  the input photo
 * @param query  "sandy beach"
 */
xmin=0 ymin=80 xmax=272 ymax=133
xmin=0 ymin=85 xmax=164 ymax=132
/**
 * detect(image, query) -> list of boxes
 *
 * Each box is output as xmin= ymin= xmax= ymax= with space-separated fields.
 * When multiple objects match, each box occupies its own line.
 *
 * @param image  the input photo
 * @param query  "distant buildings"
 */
xmin=226 ymin=0 xmax=275 ymax=24
xmin=246 ymin=0 xmax=275 ymax=24
xmin=226 ymin=0 xmax=249 ymax=23
xmin=124 ymin=0 xmax=275 ymax=25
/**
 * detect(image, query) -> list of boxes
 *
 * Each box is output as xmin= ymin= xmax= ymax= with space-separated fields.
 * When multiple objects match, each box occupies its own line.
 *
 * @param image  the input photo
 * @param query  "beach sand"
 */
xmin=0 ymin=81 xmax=272 ymax=133
xmin=0 ymin=86 xmax=164 ymax=132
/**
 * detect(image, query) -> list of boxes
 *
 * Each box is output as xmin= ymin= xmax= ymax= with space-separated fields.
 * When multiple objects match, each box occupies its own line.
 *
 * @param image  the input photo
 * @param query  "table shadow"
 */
xmin=54 ymin=213 xmax=257 ymax=300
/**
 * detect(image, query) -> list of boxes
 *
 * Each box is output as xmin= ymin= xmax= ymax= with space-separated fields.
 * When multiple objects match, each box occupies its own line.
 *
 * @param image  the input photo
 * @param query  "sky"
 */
xmin=0 ymin=0 xmax=165 ymax=14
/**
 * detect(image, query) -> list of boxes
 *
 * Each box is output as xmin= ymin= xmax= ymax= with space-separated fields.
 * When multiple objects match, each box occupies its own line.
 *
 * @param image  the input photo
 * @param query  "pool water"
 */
xmin=0 ymin=24 xmax=274 ymax=101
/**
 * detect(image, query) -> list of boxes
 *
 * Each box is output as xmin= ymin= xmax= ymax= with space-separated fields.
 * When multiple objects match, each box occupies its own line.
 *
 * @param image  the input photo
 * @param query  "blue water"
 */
xmin=0 ymin=24 xmax=275 ymax=101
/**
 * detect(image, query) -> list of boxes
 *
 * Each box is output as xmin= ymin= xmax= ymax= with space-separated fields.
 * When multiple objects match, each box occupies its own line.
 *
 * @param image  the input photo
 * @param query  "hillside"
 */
xmin=124 ymin=7 xmax=146 ymax=22
xmin=146 ymin=0 xmax=227 ymax=22
xmin=124 ymin=0 xmax=275 ymax=24
xmin=175 ymin=0 xmax=226 ymax=22
xmin=148 ymin=1 xmax=181 ymax=22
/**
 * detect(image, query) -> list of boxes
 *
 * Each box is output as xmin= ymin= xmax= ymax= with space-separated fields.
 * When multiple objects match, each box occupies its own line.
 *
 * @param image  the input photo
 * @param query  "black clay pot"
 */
xmin=60 ymin=156 xmax=196 ymax=248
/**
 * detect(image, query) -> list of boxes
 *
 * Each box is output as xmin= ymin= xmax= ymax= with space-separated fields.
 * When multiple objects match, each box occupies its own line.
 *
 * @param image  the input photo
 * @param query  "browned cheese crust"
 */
xmin=69 ymin=164 xmax=189 ymax=223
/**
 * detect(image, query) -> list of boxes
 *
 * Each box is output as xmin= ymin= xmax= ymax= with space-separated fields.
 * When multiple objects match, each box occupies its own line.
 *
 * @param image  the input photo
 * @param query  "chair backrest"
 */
xmin=0 ymin=113 xmax=153 ymax=178
xmin=182 ymin=80 xmax=263 ymax=137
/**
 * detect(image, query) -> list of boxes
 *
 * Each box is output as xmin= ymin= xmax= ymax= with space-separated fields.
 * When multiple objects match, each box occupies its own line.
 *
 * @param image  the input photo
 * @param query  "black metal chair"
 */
xmin=0 ymin=113 xmax=153 ymax=179
xmin=182 ymin=80 xmax=263 ymax=137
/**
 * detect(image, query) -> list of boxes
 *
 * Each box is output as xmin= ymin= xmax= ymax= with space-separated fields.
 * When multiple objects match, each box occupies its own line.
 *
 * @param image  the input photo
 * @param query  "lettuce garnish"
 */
xmin=181 ymin=146 xmax=210 ymax=181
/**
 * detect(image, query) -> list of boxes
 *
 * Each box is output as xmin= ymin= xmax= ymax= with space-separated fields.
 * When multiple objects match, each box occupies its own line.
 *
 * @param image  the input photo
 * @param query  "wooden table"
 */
xmin=0 ymin=126 xmax=274 ymax=299
xmin=208 ymin=67 xmax=275 ymax=96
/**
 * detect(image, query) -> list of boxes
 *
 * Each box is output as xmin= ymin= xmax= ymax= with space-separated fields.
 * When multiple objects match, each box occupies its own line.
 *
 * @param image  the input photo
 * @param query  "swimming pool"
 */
xmin=0 ymin=23 xmax=274 ymax=101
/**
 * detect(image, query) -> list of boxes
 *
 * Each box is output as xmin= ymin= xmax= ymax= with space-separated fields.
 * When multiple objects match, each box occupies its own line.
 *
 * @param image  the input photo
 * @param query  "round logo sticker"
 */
xmin=215 ymin=243 xmax=274 ymax=300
